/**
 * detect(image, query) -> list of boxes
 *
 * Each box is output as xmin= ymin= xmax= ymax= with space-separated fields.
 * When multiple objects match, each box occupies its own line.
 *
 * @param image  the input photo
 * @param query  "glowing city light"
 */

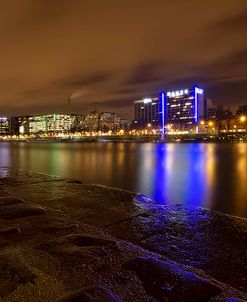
xmin=195 ymin=87 xmax=204 ymax=94
xmin=160 ymin=92 xmax=165 ymax=135
xmin=166 ymin=89 xmax=189 ymax=97
xmin=143 ymin=98 xmax=152 ymax=104
xmin=239 ymin=115 xmax=246 ymax=122
xmin=194 ymin=87 xmax=204 ymax=123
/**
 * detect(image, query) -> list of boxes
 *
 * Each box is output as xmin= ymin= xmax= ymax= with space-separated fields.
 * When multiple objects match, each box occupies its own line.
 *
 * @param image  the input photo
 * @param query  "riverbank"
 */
xmin=0 ymin=167 xmax=246 ymax=301
xmin=0 ymin=132 xmax=247 ymax=143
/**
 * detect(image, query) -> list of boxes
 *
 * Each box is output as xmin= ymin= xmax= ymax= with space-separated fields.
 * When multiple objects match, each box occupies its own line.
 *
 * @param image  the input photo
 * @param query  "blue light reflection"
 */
xmin=152 ymin=143 xmax=208 ymax=207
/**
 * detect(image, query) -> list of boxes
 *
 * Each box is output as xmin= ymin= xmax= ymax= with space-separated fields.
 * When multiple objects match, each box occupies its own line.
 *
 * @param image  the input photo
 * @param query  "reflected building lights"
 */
xmin=204 ymin=144 xmax=216 ymax=209
xmin=0 ymin=143 xmax=10 ymax=167
xmin=235 ymin=144 xmax=247 ymax=216
xmin=137 ymin=144 xmax=155 ymax=194
xmin=152 ymin=143 xmax=209 ymax=207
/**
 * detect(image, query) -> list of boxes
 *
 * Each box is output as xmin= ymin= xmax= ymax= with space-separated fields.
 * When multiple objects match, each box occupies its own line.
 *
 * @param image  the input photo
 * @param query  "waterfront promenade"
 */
xmin=0 ymin=167 xmax=246 ymax=301
xmin=0 ymin=132 xmax=247 ymax=143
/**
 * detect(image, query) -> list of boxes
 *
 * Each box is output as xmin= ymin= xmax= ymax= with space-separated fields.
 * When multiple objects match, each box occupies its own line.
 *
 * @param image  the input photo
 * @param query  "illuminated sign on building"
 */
xmin=143 ymin=98 xmax=152 ymax=104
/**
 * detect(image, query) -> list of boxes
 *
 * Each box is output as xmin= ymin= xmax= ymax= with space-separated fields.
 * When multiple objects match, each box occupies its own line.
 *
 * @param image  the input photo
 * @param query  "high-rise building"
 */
xmin=0 ymin=117 xmax=10 ymax=135
xmin=134 ymin=97 xmax=160 ymax=128
xmin=160 ymin=86 xmax=205 ymax=132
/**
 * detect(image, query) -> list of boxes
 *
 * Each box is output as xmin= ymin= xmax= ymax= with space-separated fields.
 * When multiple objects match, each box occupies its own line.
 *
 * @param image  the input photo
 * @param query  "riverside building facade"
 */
xmin=133 ymin=86 xmax=205 ymax=133
xmin=134 ymin=97 xmax=160 ymax=128
xmin=160 ymin=86 xmax=205 ymax=126
xmin=0 ymin=117 xmax=10 ymax=135
xmin=29 ymin=114 xmax=75 ymax=133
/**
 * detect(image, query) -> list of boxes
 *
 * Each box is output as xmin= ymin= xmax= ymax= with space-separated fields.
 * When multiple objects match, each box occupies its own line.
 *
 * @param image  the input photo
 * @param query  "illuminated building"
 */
xmin=160 ymin=86 xmax=205 ymax=133
xmin=0 ymin=117 xmax=10 ymax=135
xmin=82 ymin=110 xmax=100 ymax=132
xmin=134 ymin=97 xmax=160 ymax=128
xmin=48 ymin=114 xmax=75 ymax=132
xmin=70 ymin=114 xmax=85 ymax=132
xmin=29 ymin=116 xmax=46 ymax=133
xmin=100 ymin=112 xmax=121 ymax=132
xmin=120 ymin=118 xmax=130 ymax=130
xmin=10 ymin=116 xmax=30 ymax=135
xmin=29 ymin=114 xmax=75 ymax=133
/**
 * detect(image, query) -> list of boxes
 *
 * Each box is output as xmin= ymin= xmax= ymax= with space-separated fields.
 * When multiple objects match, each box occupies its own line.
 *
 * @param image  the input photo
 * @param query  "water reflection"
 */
xmin=235 ymin=144 xmax=247 ymax=216
xmin=153 ymin=144 xmax=208 ymax=207
xmin=0 ymin=142 xmax=10 ymax=167
xmin=0 ymin=141 xmax=246 ymax=217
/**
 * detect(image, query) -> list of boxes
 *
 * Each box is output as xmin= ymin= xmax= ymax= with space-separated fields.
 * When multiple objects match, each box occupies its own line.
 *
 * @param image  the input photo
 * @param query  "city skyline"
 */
xmin=0 ymin=1 xmax=246 ymax=119
xmin=0 ymin=84 xmax=245 ymax=120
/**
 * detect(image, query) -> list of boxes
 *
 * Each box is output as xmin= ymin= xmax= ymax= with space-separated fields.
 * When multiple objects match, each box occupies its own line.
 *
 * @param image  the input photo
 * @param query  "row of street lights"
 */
xmin=145 ymin=115 xmax=247 ymax=132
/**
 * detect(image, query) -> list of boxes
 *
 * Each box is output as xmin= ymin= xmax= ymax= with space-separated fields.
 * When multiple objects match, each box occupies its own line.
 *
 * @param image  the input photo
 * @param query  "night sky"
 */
xmin=0 ymin=0 xmax=246 ymax=119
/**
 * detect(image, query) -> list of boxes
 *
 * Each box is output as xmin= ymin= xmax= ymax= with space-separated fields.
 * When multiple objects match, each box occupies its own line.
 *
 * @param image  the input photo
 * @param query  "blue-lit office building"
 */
xmin=133 ymin=86 xmax=205 ymax=132
xmin=160 ymin=86 xmax=205 ymax=132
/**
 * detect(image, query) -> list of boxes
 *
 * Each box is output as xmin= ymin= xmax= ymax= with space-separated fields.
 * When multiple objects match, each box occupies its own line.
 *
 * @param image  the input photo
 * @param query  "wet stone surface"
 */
xmin=0 ymin=203 xmax=46 ymax=219
xmin=0 ymin=226 xmax=21 ymax=235
xmin=127 ymin=256 xmax=222 ymax=302
xmin=0 ymin=167 xmax=246 ymax=302
xmin=56 ymin=285 xmax=123 ymax=302
xmin=0 ymin=196 xmax=24 ymax=206
xmin=226 ymin=299 xmax=247 ymax=302
xmin=105 ymin=204 xmax=247 ymax=292
xmin=0 ymin=254 xmax=36 ymax=298
xmin=37 ymin=233 xmax=117 ymax=262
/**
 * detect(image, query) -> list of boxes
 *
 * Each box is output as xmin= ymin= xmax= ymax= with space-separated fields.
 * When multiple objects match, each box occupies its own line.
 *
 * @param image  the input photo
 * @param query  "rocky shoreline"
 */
xmin=0 ymin=167 xmax=246 ymax=302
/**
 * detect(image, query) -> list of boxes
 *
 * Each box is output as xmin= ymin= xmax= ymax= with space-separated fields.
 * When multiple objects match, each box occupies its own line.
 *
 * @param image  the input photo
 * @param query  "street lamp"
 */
xmin=239 ymin=115 xmax=246 ymax=132
xmin=239 ymin=115 xmax=246 ymax=123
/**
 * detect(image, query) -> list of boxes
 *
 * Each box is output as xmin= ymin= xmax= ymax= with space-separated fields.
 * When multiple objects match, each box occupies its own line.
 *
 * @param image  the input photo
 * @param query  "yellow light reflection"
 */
xmin=235 ymin=143 xmax=247 ymax=216
xmin=204 ymin=144 xmax=216 ymax=208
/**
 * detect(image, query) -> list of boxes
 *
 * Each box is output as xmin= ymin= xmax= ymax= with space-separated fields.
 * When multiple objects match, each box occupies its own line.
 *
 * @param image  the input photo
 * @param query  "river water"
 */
xmin=0 ymin=141 xmax=246 ymax=218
